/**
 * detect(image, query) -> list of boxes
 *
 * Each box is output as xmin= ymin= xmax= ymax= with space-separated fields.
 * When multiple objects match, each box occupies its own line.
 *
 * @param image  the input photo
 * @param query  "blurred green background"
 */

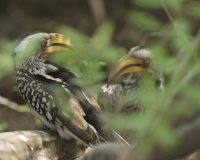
xmin=0 ymin=0 xmax=200 ymax=156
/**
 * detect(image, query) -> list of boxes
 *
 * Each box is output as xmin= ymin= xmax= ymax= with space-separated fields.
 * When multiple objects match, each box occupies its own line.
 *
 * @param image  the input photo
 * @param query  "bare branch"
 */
xmin=0 ymin=130 xmax=88 ymax=160
xmin=0 ymin=95 xmax=20 ymax=112
xmin=87 ymin=0 xmax=106 ymax=25
xmin=77 ymin=143 xmax=131 ymax=160
xmin=2 ymin=114 xmax=200 ymax=160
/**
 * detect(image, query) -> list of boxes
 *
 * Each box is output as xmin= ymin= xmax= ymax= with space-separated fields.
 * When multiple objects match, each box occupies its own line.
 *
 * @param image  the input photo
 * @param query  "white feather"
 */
xmin=129 ymin=46 xmax=151 ymax=59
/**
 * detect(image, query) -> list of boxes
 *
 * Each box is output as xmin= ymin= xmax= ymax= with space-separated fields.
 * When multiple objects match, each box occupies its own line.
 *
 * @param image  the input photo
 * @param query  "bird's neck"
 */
xmin=121 ymin=73 xmax=140 ymax=90
xmin=17 ymin=56 xmax=45 ymax=73
xmin=29 ymin=60 xmax=55 ymax=74
xmin=20 ymin=59 xmax=76 ymax=84
xmin=122 ymin=73 xmax=163 ymax=92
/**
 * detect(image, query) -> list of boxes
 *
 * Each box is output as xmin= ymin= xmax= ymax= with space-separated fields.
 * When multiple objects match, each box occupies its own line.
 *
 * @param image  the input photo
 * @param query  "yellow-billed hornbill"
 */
xmin=98 ymin=46 xmax=164 ymax=114
xmin=12 ymin=32 xmax=129 ymax=147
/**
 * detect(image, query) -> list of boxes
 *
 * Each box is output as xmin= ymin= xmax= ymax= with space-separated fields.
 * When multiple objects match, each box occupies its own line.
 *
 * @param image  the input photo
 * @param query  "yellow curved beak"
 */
xmin=44 ymin=33 xmax=73 ymax=54
xmin=108 ymin=53 xmax=144 ymax=85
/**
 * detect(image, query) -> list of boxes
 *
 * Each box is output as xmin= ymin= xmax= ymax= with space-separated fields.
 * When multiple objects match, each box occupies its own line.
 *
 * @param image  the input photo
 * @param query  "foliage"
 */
xmin=114 ymin=0 xmax=200 ymax=155
xmin=52 ymin=23 xmax=126 ymax=96
xmin=0 ymin=39 xmax=14 ymax=79
xmin=0 ymin=0 xmax=199 ymax=157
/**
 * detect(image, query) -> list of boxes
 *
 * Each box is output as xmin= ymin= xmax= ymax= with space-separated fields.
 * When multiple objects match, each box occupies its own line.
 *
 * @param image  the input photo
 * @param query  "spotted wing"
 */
xmin=16 ymin=69 xmax=100 ymax=146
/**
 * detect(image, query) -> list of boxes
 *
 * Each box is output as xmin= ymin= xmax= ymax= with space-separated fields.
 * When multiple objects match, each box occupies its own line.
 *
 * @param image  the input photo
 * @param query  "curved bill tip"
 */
xmin=44 ymin=33 xmax=73 ymax=54
xmin=107 ymin=54 xmax=144 ymax=85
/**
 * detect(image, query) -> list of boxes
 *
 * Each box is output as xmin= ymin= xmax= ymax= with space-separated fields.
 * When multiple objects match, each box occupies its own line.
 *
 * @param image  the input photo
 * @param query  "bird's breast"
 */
xmin=16 ymin=70 xmax=58 ymax=125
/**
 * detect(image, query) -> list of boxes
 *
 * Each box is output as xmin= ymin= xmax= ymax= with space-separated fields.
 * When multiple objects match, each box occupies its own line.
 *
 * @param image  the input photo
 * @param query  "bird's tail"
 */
xmin=111 ymin=129 xmax=130 ymax=146
xmin=98 ymin=127 xmax=130 ymax=147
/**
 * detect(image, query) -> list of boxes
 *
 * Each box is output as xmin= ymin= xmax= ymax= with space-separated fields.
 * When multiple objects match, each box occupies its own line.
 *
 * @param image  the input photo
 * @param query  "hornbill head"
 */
xmin=12 ymin=32 xmax=72 ymax=70
xmin=107 ymin=46 xmax=163 ymax=89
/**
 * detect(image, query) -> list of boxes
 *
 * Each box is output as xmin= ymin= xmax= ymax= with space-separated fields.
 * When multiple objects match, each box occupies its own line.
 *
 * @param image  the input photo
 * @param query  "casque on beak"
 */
xmin=44 ymin=33 xmax=73 ymax=54
xmin=107 ymin=53 xmax=144 ymax=85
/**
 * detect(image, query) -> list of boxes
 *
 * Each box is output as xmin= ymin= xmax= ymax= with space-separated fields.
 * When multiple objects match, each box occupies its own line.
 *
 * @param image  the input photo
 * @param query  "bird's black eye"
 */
xmin=42 ymin=40 xmax=47 ymax=47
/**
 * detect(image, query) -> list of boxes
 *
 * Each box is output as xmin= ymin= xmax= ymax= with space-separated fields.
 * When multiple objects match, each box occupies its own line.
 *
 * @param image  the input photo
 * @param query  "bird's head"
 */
xmin=107 ymin=46 xmax=163 ymax=88
xmin=12 ymin=32 xmax=72 ymax=70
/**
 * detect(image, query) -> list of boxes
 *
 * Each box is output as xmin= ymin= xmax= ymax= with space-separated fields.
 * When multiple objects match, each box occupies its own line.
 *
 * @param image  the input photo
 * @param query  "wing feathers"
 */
xmin=30 ymin=61 xmax=130 ymax=147
xmin=68 ymin=96 xmax=87 ymax=130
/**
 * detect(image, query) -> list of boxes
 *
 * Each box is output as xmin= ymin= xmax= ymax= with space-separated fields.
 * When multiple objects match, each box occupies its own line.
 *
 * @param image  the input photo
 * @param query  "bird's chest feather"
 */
xmin=102 ymin=77 xmax=157 ymax=114
xmin=16 ymin=70 xmax=54 ymax=109
xmin=15 ymin=70 xmax=61 ymax=129
xmin=121 ymin=78 xmax=158 ymax=113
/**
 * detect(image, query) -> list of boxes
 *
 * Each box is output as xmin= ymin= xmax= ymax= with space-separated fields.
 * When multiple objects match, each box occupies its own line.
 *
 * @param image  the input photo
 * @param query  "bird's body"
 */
xmin=98 ymin=46 xmax=163 ymax=114
xmin=16 ymin=62 xmax=100 ymax=145
xmin=99 ymin=78 xmax=144 ymax=114
xmin=12 ymin=32 xmax=129 ymax=147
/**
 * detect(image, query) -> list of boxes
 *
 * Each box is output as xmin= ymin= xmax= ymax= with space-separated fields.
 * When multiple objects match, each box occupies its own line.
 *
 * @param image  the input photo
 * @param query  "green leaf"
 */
xmin=93 ymin=23 xmax=114 ymax=44
xmin=187 ymin=2 xmax=200 ymax=19
xmin=133 ymin=0 xmax=162 ymax=9
xmin=58 ymin=26 xmax=88 ymax=51
xmin=150 ymin=44 xmax=174 ymax=74
xmin=133 ymin=0 xmax=182 ymax=13
xmin=153 ymin=122 xmax=176 ymax=150
xmin=127 ymin=10 xmax=163 ymax=31
xmin=175 ymin=19 xmax=192 ymax=35
xmin=78 ymin=60 xmax=105 ymax=85
xmin=106 ymin=112 xmax=148 ymax=132
xmin=18 ymin=105 xmax=30 ymax=112
xmin=0 ymin=39 xmax=15 ymax=78
xmin=163 ymin=0 xmax=183 ymax=14
xmin=182 ymin=83 xmax=200 ymax=103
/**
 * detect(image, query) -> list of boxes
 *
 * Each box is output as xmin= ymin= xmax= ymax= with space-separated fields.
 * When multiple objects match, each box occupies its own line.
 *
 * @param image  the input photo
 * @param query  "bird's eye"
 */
xmin=42 ymin=40 xmax=47 ymax=47
xmin=144 ymin=58 xmax=150 ymax=64
xmin=142 ymin=58 xmax=151 ymax=68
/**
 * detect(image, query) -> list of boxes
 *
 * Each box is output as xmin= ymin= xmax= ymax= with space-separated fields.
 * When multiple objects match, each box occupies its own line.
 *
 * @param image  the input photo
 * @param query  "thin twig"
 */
xmin=87 ymin=0 xmax=106 ymax=26
xmin=139 ymin=31 xmax=174 ymax=46
xmin=159 ymin=0 xmax=175 ymax=27
xmin=0 ymin=95 xmax=20 ymax=112
xmin=160 ymin=0 xmax=190 ymax=45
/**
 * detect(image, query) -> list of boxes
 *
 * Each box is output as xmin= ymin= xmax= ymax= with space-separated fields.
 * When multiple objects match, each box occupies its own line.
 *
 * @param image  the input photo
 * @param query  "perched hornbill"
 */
xmin=98 ymin=46 xmax=164 ymax=114
xmin=12 ymin=32 xmax=129 ymax=147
